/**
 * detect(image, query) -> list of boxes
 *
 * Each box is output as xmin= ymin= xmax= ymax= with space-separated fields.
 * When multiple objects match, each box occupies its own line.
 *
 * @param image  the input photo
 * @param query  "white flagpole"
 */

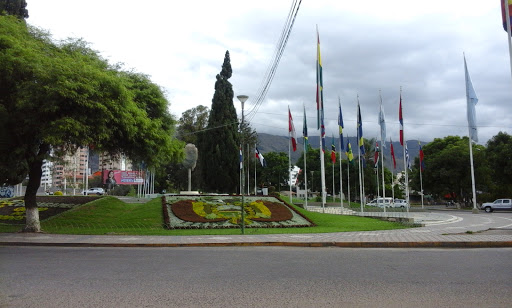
xmin=254 ymin=144 xmax=257 ymax=195
xmin=289 ymin=107 xmax=292 ymax=204
xmin=465 ymin=55 xmax=479 ymax=213
xmin=338 ymin=98 xmax=344 ymax=210
xmin=357 ymin=99 xmax=364 ymax=213
xmin=379 ymin=92 xmax=386 ymax=214
xmin=400 ymin=88 xmax=410 ymax=212
xmin=339 ymin=142 xmax=343 ymax=210
xmin=420 ymin=158 xmax=424 ymax=209
xmin=303 ymin=104 xmax=308 ymax=208
xmin=347 ymin=152 xmax=350 ymax=206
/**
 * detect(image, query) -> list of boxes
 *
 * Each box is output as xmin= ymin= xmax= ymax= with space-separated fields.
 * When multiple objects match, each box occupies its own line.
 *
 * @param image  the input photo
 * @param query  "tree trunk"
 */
xmin=23 ymin=144 xmax=49 ymax=232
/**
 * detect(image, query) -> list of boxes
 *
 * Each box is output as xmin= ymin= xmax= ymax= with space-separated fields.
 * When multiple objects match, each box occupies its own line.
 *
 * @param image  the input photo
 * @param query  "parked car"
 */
xmin=481 ymin=199 xmax=512 ymax=213
xmin=82 ymin=187 xmax=105 ymax=195
xmin=393 ymin=199 xmax=409 ymax=208
xmin=367 ymin=197 xmax=393 ymax=208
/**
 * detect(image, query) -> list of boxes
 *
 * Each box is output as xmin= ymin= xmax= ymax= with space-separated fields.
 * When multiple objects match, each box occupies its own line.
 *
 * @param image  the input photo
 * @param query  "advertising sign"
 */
xmin=103 ymin=170 xmax=144 ymax=185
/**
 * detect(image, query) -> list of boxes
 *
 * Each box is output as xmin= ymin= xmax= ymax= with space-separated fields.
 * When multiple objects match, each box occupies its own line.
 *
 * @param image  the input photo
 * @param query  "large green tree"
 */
xmin=0 ymin=16 xmax=183 ymax=231
xmin=176 ymin=105 xmax=209 ymax=144
xmin=0 ymin=0 xmax=28 ymax=19
xmin=409 ymin=136 xmax=490 ymax=204
xmin=486 ymin=131 xmax=512 ymax=198
xmin=257 ymin=151 xmax=289 ymax=192
xmin=198 ymin=51 xmax=239 ymax=193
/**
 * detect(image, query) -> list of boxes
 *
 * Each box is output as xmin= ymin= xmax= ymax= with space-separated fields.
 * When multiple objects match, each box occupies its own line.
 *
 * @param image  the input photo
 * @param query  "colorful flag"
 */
xmin=419 ymin=142 xmax=425 ymax=172
xmin=255 ymin=147 xmax=267 ymax=167
xmin=303 ymin=106 xmax=308 ymax=150
xmin=346 ymin=139 xmax=354 ymax=165
xmin=289 ymin=107 xmax=297 ymax=151
xmin=357 ymin=102 xmax=365 ymax=155
xmin=390 ymin=138 xmax=396 ymax=169
xmin=331 ymin=135 xmax=336 ymax=163
xmin=379 ymin=99 xmax=386 ymax=148
xmin=502 ymin=0 xmax=512 ymax=33
xmin=374 ymin=142 xmax=379 ymax=168
xmin=316 ymin=27 xmax=324 ymax=129
xmin=338 ymin=99 xmax=344 ymax=151
xmin=321 ymin=111 xmax=326 ymax=152
xmin=405 ymin=143 xmax=411 ymax=170
xmin=464 ymin=56 xmax=479 ymax=142
xmin=399 ymin=94 xmax=404 ymax=146
xmin=239 ymin=147 xmax=243 ymax=170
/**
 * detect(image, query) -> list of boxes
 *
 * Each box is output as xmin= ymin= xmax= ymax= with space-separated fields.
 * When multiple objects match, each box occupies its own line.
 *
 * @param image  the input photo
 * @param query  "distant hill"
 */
xmin=256 ymin=133 xmax=425 ymax=172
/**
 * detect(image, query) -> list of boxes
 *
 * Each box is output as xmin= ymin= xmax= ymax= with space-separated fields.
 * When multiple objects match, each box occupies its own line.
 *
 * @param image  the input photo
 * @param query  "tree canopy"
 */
xmin=0 ymin=0 xmax=28 ymax=19
xmin=197 ymin=51 xmax=239 ymax=193
xmin=0 ymin=16 xmax=183 ymax=231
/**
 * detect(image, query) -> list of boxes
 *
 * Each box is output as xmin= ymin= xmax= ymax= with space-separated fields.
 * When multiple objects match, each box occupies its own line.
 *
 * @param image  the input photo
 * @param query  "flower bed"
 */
xmin=0 ymin=196 xmax=102 ymax=224
xmin=162 ymin=195 xmax=315 ymax=229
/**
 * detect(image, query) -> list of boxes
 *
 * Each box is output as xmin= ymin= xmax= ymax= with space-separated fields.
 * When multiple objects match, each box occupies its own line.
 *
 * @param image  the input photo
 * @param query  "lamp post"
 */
xmin=237 ymin=95 xmax=248 ymax=235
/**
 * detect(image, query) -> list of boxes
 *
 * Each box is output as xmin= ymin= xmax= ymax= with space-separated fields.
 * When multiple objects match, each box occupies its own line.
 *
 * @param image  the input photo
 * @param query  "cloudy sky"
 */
xmin=27 ymin=0 xmax=511 ymax=144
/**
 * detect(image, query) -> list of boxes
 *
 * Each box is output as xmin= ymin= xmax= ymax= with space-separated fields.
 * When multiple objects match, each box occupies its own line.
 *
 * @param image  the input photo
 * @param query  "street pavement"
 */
xmin=1 ymin=209 xmax=511 ymax=248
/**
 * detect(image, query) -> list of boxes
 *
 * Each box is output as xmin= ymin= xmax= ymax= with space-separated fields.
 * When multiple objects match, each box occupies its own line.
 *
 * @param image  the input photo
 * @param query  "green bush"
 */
xmin=54 ymin=191 xmax=63 ymax=196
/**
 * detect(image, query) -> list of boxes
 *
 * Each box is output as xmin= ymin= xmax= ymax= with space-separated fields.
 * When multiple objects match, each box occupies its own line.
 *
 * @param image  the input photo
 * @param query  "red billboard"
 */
xmin=103 ymin=170 xmax=144 ymax=185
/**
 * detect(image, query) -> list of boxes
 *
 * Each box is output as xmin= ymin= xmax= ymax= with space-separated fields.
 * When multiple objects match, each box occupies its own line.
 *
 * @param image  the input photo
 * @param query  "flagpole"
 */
xmin=338 ymin=98 xmax=344 ymax=210
xmin=289 ymin=105 xmax=292 ymax=205
xmin=347 ymin=147 xmax=350 ymax=207
xmin=254 ymin=144 xmax=257 ymax=195
xmin=379 ymin=91 xmax=386 ymax=214
xmin=247 ymin=144 xmax=250 ymax=195
xmin=504 ymin=0 xmax=512 ymax=82
xmin=465 ymin=55 xmax=479 ymax=214
xmin=390 ymin=138 xmax=395 ymax=203
xmin=357 ymin=98 xmax=364 ymax=213
xmin=303 ymin=104 xmax=308 ymax=208
xmin=420 ymin=155 xmax=424 ymax=209
xmin=400 ymin=87 xmax=410 ymax=212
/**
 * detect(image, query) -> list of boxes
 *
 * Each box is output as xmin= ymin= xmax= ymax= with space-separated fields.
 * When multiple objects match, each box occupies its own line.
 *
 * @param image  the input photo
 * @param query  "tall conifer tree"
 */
xmin=198 ymin=51 xmax=239 ymax=193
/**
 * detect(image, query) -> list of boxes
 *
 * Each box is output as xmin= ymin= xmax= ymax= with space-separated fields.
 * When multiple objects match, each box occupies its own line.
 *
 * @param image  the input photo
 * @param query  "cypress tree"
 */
xmin=198 ymin=51 xmax=239 ymax=193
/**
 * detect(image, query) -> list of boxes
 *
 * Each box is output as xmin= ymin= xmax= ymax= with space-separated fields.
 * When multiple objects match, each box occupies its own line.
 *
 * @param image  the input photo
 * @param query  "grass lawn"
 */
xmin=0 ymin=196 xmax=411 ymax=235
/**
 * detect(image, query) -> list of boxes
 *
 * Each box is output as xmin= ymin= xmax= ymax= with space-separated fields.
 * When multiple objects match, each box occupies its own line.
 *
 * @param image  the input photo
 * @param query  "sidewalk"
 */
xmin=1 ymin=208 xmax=512 ymax=248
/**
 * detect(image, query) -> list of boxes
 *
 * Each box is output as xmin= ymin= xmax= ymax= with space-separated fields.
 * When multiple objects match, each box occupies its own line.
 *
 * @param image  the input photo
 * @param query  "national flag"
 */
xmin=255 ymin=147 xmax=267 ymax=167
xmin=331 ymin=135 xmax=336 ymax=163
xmin=399 ymin=94 xmax=404 ymax=146
xmin=316 ymin=26 xmax=324 ymax=129
xmin=379 ymin=100 xmax=386 ymax=148
xmin=502 ymin=0 xmax=512 ymax=33
xmin=405 ymin=143 xmax=411 ymax=170
xmin=239 ymin=147 xmax=243 ymax=170
xmin=288 ymin=107 xmax=297 ymax=151
xmin=346 ymin=139 xmax=354 ymax=165
xmin=374 ymin=142 xmax=379 ymax=168
xmin=357 ymin=102 xmax=365 ymax=155
xmin=419 ymin=142 xmax=425 ymax=172
xmin=321 ymin=111 xmax=326 ymax=152
xmin=390 ymin=138 xmax=397 ymax=169
xmin=303 ymin=106 xmax=308 ymax=150
xmin=464 ymin=56 xmax=479 ymax=142
xmin=338 ymin=99 xmax=344 ymax=150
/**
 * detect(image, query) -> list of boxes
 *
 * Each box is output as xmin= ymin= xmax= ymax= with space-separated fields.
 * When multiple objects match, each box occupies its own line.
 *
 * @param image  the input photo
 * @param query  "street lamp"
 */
xmin=237 ymin=95 xmax=248 ymax=235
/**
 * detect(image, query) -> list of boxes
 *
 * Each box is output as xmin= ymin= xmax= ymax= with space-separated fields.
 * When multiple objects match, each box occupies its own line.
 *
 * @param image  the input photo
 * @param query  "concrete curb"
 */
xmin=2 ymin=241 xmax=512 ymax=248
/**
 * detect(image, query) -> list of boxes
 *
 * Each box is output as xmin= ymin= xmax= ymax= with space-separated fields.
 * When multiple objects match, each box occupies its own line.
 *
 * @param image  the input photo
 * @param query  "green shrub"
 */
xmin=54 ymin=191 xmax=63 ymax=196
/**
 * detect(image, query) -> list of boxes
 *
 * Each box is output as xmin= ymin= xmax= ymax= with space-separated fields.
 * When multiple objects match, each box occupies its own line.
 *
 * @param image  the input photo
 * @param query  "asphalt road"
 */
xmin=1 ymin=246 xmax=511 ymax=307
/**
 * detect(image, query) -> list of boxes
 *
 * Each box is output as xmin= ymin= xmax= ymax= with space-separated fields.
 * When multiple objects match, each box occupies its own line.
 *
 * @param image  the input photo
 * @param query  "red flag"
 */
xmin=399 ymin=94 xmax=404 ymax=146
xmin=390 ymin=138 xmax=396 ymax=169
xmin=288 ymin=107 xmax=297 ymax=152
xmin=502 ymin=0 xmax=512 ymax=33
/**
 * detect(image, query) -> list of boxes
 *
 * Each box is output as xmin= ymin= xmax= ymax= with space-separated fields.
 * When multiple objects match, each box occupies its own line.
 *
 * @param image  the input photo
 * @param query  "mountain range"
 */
xmin=256 ymin=133 xmax=425 ymax=173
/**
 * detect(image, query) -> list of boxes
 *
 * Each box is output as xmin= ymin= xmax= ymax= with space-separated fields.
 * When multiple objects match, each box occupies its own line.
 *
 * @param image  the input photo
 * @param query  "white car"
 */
xmin=367 ymin=197 xmax=393 ymax=208
xmin=393 ymin=199 xmax=409 ymax=208
xmin=82 ymin=187 xmax=105 ymax=195
xmin=481 ymin=199 xmax=512 ymax=213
